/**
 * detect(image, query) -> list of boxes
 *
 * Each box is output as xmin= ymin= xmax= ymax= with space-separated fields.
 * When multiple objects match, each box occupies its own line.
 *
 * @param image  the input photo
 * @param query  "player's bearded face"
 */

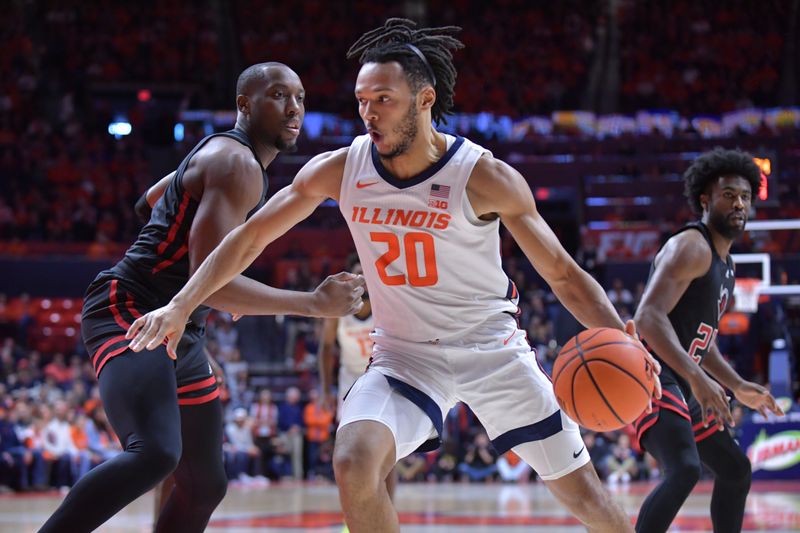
xmin=379 ymin=100 xmax=418 ymax=160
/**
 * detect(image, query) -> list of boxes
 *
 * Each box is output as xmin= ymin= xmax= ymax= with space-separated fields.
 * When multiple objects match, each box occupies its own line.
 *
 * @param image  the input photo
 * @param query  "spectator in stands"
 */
xmin=606 ymin=278 xmax=634 ymax=306
xmin=604 ymin=433 xmax=638 ymax=485
xmin=277 ymin=387 xmax=304 ymax=480
xmin=303 ymin=388 xmax=333 ymax=479
xmin=395 ymin=453 xmax=427 ymax=482
xmin=428 ymin=440 xmax=460 ymax=482
xmin=223 ymin=407 xmax=263 ymax=486
xmin=41 ymin=400 xmax=78 ymax=489
xmin=458 ymin=432 xmax=498 ymax=483
xmin=250 ymin=389 xmax=278 ymax=474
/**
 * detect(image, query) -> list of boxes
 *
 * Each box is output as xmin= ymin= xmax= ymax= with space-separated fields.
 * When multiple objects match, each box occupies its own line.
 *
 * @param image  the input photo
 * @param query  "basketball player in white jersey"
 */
xmin=127 ymin=19 xmax=661 ymax=533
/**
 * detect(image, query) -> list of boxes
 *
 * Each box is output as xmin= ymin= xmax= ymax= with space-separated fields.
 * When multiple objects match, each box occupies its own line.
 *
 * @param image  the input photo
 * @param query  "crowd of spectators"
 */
xmin=618 ymin=0 xmax=787 ymax=115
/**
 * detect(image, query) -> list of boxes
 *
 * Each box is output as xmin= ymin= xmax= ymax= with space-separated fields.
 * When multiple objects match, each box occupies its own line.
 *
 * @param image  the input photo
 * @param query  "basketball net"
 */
xmin=734 ymin=278 xmax=762 ymax=313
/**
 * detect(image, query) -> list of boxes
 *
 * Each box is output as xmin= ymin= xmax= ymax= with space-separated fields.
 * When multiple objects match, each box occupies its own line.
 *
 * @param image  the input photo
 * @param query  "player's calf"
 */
xmin=545 ymin=463 xmax=634 ymax=533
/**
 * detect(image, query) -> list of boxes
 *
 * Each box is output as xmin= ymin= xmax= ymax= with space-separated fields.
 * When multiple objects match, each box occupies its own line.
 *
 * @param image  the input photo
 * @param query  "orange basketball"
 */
xmin=552 ymin=327 xmax=655 ymax=432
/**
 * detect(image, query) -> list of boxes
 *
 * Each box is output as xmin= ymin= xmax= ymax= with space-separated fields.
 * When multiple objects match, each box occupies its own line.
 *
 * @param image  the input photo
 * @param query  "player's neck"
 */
xmin=234 ymin=121 xmax=278 ymax=170
xmin=379 ymin=127 xmax=446 ymax=180
xmin=701 ymin=219 xmax=734 ymax=257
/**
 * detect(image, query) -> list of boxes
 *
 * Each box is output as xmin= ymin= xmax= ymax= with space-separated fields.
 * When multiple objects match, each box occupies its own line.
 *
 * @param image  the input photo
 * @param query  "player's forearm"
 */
xmin=636 ymin=308 xmax=705 ymax=384
xmin=203 ymin=275 xmax=317 ymax=317
xmin=172 ymin=224 xmax=264 ymax=316
xmin=550 ymin=268 xmax=625 ymax=330
xmin=317 ymin=344 xmax=336 ymax=393
xmin=701 ymin=346 xmax=745 ymax=391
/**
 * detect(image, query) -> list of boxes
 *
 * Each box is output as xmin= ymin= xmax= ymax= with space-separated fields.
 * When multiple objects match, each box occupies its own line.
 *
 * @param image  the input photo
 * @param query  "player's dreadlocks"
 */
xmin=683 ymin=147 xmax=761 ymax=215
xmin=347 ymin=18 xmax=463 ymax=125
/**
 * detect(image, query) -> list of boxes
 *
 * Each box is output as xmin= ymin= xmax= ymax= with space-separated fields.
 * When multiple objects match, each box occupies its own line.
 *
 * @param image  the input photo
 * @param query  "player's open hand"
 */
xmin=625 ymin=320 xmax=662 ymax=412
xmin=734 ymin=381 xmax=785 ymax=419
xmin=690 ymin=372 xmax=734 ymax=430
xmin=125 ymin=303 xmax=189 ymax=360
xmin=311 ymin=272 xmax=366 ymax=317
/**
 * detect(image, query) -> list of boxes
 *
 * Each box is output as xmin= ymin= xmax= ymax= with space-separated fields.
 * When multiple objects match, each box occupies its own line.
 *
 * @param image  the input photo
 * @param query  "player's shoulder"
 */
xmin=198 ymin=136 xmax=263 ymax=179
xmin=657 ymin=227 xmax=712 ymax=275
xmin=470 ymin=152 xmax=519 ymax=189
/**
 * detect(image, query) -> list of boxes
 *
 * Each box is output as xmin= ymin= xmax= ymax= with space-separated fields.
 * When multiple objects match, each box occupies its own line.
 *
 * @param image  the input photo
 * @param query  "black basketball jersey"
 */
xmin=644 ymin=222 xmax=736 ymax=393
xmin=112 ymin=128 xmax=269 ymax=325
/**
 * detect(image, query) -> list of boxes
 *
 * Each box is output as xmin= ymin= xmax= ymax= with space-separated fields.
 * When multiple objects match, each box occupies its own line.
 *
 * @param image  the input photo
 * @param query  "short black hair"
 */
xmin=235 ymin=62 xmax=289 ymax=96
xmin=347 ymin=18 xmax=463 ymax=125
xmin=683 ymin=147 xmax=761 ymax=215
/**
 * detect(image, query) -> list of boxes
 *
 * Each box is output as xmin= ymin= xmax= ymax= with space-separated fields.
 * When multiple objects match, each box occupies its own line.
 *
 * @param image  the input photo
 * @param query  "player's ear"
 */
xmin=236 ymin=94 xmax=250 ymax=115
xmin=418 ymin=86 xmax=436 ymax=111
xmin=699 ymin=192 xmax=710 ymax=212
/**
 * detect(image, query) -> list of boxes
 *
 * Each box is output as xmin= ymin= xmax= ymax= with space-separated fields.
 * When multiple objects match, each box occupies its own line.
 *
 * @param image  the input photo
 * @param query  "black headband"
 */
xmin=405 ymin=43 xmax=436 ymax=87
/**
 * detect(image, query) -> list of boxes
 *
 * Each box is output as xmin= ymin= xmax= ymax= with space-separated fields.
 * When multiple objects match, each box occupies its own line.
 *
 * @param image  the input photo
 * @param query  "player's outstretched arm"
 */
xmin=634 ymin=230 xmax=732 ymax=427
xmin=703 ymin=344 xmax=784 ymax=418
xmin=127 ymin=149 xmax=365 ymax=358
xmin=468 ymin=156 xmax=661 ymax=402
xmin=469 ymin=156 xmax=624 ymax=330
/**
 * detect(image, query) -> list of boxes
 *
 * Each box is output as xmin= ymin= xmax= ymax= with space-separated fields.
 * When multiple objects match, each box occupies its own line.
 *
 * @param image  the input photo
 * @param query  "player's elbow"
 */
xmin=633 ymin=306 xmax=660 ymax=341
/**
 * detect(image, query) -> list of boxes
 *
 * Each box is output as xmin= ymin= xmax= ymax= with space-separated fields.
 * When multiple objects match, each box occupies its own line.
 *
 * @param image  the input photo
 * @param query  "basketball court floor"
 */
xmin=4 ymin=480 xmax=799 ymax=532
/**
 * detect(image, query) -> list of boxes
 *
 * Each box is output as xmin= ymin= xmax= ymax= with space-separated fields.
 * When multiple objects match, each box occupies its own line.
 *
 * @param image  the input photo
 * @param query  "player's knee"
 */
xmin=721 ymin=450 xmax=752 ymax=489
xmin=143 ymin=441 xmax=181 ymax=479
xmin=333 ymin=440 xmax=385 ymax=494
xmin=198 ymin=471 xmax=228 ymax=508
xmin=670 ymin=460 xmax=702 ymax=494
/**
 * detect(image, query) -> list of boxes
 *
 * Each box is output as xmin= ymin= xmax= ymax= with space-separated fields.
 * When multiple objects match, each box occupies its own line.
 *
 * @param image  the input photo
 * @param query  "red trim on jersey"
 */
xmin=653 ymin=399 xmax=691 ymax=421
xmin=177 ymin=376 xmax=216 ymax=394
xmin=109 ymin=280 xmax=132 ymax=330
xmin=95 ymin=344 xmax=130 ymax=377
xmin=660 ymin=389 xmax=688 ymax=409
xmin=636 ymin=414 xmax=659 ymax=444
xmin=692 ymin=414 xmax=717 ymax=432
xmin=177 ymin=388 xmax=220 ymax=406
xmin=92 ymin=334 xmax=128 ymax=368
xmin=157 ymin=191 xmax=191 ymax=255
xmin=695 ymin=424 xmax=721 ymax=443
xmin=151 ymin=243 xmax=188 ymax=275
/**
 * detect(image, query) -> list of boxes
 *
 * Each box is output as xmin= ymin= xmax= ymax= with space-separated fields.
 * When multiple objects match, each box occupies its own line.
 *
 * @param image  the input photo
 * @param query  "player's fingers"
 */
xmin=129 ymin=318 xmax=158 ymax=351
xmin=766 ymin=394 xmax=785 ymax=416
xmin=232 ymin=313 xmax=242 ymax=322
xmin=652 ymin=373 xmax=662 ymax=400
xmin=126 ymin=316 xmax=146 ymax=340
xmin=700 ymin=401 xmax=711 ymax=427
xmin=145 ymin=321 xmax=172 ymax=351
xmin=624 ymin=319 xmax=637 ymax=338
xmin=166 ymin=335 xmax=179 ymax=360
xmin=331 ymin=271 xmax=355 ymax=281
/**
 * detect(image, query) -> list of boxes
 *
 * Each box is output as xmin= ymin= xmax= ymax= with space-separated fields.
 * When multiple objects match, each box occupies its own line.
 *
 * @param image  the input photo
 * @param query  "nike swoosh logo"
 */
xmin=356 ymin=180 xmax=379 ymax=189
xmin=573 ymin=446 xmax=585 ymax=458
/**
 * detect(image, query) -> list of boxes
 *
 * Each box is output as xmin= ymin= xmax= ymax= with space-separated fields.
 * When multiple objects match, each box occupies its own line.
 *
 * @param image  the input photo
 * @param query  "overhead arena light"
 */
xmin=108 ymin=121 xmax=132 ymax=138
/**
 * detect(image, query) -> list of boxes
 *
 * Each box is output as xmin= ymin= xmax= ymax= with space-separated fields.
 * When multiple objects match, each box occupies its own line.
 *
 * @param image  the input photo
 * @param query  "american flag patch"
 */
xmin=430 ymin=184 xmax=450 ymax=199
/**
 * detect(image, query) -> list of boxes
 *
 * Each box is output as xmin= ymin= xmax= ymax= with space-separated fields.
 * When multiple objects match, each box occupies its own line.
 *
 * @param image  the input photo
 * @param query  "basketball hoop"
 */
xmin=734 ymin=278 xmax=762 ymax=313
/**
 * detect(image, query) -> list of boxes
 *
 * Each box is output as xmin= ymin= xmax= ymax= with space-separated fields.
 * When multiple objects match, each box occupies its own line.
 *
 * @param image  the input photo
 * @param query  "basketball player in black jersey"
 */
xmin=39 ymin=63 xmax=365 ymax=533
xmin=633 ymin=148 xmax=783 ymax=533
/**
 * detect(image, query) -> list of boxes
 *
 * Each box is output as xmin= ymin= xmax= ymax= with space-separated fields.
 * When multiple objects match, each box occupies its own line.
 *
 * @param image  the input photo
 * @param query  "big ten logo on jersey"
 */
xmin=428 ymin=198 xmax=448 ymax=210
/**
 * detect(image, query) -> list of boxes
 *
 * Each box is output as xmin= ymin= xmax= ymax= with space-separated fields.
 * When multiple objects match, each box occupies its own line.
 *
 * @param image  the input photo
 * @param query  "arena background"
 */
xmin=0 ymin=1 xmax=798 ymax=531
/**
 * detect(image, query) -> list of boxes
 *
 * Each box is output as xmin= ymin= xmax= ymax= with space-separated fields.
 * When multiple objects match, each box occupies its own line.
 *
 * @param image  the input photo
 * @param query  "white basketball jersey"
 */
xmin=339 ymin=134 xmax=518 ymax=343
xmin=337 ymin=313 xmax=374 ymax=375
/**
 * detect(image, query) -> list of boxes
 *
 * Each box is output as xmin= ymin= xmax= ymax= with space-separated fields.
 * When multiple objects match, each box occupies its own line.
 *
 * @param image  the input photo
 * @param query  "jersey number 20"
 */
xmin=370 ymin=232 xmax=438 ymax=287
